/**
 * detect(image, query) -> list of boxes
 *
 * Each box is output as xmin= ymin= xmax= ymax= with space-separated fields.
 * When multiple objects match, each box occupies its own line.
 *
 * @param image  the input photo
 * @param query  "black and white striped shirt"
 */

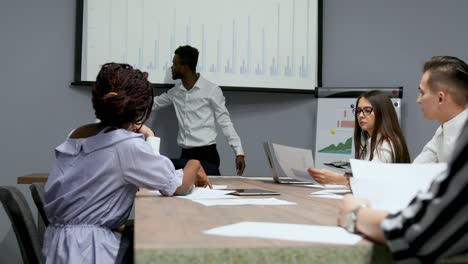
xmin=381 ymin=121 xmax=468 ymax=263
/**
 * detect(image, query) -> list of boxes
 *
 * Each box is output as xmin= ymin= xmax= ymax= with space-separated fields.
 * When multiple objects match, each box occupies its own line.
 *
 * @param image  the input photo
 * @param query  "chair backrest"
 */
xmin=0 ymin=186 xmax=44 ymax=264
xmin=29 ymin=183 xmax=49 ymax=227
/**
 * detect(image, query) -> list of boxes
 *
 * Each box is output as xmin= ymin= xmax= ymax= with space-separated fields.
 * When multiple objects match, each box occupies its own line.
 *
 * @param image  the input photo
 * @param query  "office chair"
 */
xmin=0 ymin=186 xmax=44 ymax=264
xmin=29 ymin=183 xmax=49 ymax=227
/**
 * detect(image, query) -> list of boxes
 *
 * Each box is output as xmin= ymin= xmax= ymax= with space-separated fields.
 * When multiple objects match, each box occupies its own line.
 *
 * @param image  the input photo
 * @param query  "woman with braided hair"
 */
xmin=42 ymin=63 xmax=210 ymax=263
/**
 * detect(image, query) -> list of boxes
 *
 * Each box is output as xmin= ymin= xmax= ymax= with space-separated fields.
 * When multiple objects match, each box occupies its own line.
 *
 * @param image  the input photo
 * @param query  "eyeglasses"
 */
xmin=353 ymin=106 xmax=374 ymax=116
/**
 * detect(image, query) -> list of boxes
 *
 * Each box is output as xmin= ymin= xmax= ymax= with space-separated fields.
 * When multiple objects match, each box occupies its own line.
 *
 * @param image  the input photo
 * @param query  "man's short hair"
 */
xmin=423 ymin=56 xmax=468 ymax=106
xmin=174 ymin=45 xmax=199 ymax=72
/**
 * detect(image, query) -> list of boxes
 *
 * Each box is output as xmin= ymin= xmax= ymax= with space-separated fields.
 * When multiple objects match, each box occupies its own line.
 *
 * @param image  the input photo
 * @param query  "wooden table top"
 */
xmin=17 ymin=173 xmax=48 ymax=184
xmin=134 ymin=177 xmax=392 ymax=264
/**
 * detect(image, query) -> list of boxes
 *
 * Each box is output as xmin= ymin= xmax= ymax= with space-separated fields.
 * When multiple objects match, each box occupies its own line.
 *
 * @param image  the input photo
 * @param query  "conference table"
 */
xmin=17 ymin=174 xmax=466 ymax=263
xmin=134 ymin=177 xmax=393 ymax=264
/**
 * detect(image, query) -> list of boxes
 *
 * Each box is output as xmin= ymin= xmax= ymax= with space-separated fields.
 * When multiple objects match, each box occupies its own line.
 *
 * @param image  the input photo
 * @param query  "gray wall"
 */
xmin=1 ymin=0 xmax=467 ymax=262
xmin=0 ymin=1 xmax=94 ymax=262
xmin=322 ymin=0 xmax=468 ymax=161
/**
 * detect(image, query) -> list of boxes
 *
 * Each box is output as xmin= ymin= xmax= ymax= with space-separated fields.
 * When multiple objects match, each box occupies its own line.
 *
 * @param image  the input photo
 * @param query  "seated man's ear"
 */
xmin=438 ymin=90 xmax=446 ymax=103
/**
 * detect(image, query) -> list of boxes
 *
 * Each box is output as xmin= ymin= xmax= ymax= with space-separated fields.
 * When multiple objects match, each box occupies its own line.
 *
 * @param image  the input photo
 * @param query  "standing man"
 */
xmin=413 ymin=56 xmax=468 ymax=163
xmin=153 ymin=45 xmax=246 ymax=176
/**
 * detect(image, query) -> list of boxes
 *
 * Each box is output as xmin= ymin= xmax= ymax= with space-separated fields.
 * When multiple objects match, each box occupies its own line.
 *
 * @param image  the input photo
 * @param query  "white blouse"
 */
xmin=361 ymin=135 xmax=394 ymax=163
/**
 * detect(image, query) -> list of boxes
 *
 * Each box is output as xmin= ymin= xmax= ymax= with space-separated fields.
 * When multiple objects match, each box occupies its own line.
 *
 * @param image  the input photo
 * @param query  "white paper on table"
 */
xmin=212 ymin=185 xmax=228 ymax=190
xmin=310 ymin=194 xmax=344 ymax=200
xmin=312 ymin=189 xmax=351 ymax=195
xmin=301 ymin=184 xmax=349 ymax=189
xmin=350 ymin=159 xmax=448 ymax=213
xmin=204 ymin=221 xmax=361 ymax=244
xmin=177 ymin=187 xmax=237 ymax=200
xmin=192 ymin=198 xmax=296 ymax=206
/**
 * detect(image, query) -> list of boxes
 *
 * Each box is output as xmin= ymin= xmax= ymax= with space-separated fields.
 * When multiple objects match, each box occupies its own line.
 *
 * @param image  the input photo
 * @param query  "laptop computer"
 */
xmin=263 ymin=142 xmax=318 ymax=184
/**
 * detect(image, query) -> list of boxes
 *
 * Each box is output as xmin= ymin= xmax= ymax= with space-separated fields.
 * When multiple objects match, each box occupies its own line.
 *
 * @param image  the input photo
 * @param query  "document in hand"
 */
xmin=263 ymin=142 xmax=318 ymax=184
xmin=349 ymin=159 xmax=448 ymax=214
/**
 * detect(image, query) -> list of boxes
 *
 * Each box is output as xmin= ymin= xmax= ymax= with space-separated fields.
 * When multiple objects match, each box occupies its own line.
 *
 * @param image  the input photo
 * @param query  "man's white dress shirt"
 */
xmin=413 ymin=108 xmax=468 ymax=163
xmin=153 ymin=75 xmax=244 ymax=156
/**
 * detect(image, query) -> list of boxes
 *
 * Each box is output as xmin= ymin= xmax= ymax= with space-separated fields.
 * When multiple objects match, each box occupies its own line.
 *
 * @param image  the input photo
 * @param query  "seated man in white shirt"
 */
xmin=413 ymin=56 xmax=468 ymax=163
xmin=152 ymin=45 xmax=246 ymax=176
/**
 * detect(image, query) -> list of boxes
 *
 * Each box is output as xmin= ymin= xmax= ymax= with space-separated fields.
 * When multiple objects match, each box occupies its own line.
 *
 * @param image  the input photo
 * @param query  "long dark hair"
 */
xmin=354 ymin=90 xmax=410 ymax=163
xmin=92 ymin=63 xmax=154 ymax=128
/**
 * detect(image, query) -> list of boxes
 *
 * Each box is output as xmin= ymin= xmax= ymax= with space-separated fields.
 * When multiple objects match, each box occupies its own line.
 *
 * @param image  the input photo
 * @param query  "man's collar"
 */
xmin=192 ymin=73 xmax=203 ymax=90
xmin=442 ymin=108 xmax=468 ymax=131
xmin=179 ymin=73 xmax=202 ymax=91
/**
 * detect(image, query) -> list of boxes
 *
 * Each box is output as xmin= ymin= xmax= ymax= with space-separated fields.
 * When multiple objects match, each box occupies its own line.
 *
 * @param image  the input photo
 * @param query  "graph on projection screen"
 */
xmin=76 ymin=0 xmax=320 ymax=91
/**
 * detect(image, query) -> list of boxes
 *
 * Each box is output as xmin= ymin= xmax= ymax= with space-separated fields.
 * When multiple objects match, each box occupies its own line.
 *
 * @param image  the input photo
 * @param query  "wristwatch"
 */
xmin=345 ymin=204 xmax=368 ymax=233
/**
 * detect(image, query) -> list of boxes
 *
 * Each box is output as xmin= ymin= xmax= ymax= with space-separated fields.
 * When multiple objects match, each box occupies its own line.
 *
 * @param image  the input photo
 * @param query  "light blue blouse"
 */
xmin=42 ymin=128 xmax=183 ymax=263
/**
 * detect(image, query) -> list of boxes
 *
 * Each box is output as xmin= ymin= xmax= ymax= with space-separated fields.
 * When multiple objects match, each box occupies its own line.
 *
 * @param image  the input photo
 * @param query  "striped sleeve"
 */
xmin=381 ymin=125 xmax=468 ymax=263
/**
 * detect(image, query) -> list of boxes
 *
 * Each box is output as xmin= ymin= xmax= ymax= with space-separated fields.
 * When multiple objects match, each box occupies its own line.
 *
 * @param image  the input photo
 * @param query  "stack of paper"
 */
xmin=177 ymin=187 xmax=296 ymax=207
xmin=177 ymin=187 xmax=237 ymax=200
xmin=301 ymin=184 xmax=349 ymax=189
xmin=310 ymin=189 xmax=351 ymax=200
xmin=193 ymin=198 xmax=296 ymax=206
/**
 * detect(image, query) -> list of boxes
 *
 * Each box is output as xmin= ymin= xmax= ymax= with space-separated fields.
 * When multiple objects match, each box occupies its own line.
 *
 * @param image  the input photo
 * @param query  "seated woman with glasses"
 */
xmin=308 ymin=90 xmax=410 ymax=185
xmin=42 ymin=63 xmax=211 ymax=264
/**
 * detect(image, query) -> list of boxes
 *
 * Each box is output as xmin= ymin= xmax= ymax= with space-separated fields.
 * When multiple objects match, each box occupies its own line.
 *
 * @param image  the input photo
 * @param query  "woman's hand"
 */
xmin=129 ymin=123 xmax=155 ymax=139
xmin=195 ymin=165 xmax=212 ymax=188
xmin=307 ymin=167 xmax=347 ymax=185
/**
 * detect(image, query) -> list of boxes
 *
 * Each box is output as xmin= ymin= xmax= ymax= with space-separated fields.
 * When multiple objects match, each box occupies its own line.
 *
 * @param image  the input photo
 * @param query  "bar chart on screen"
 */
xmin=80 ymin=0 xmax=320 ymax=90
